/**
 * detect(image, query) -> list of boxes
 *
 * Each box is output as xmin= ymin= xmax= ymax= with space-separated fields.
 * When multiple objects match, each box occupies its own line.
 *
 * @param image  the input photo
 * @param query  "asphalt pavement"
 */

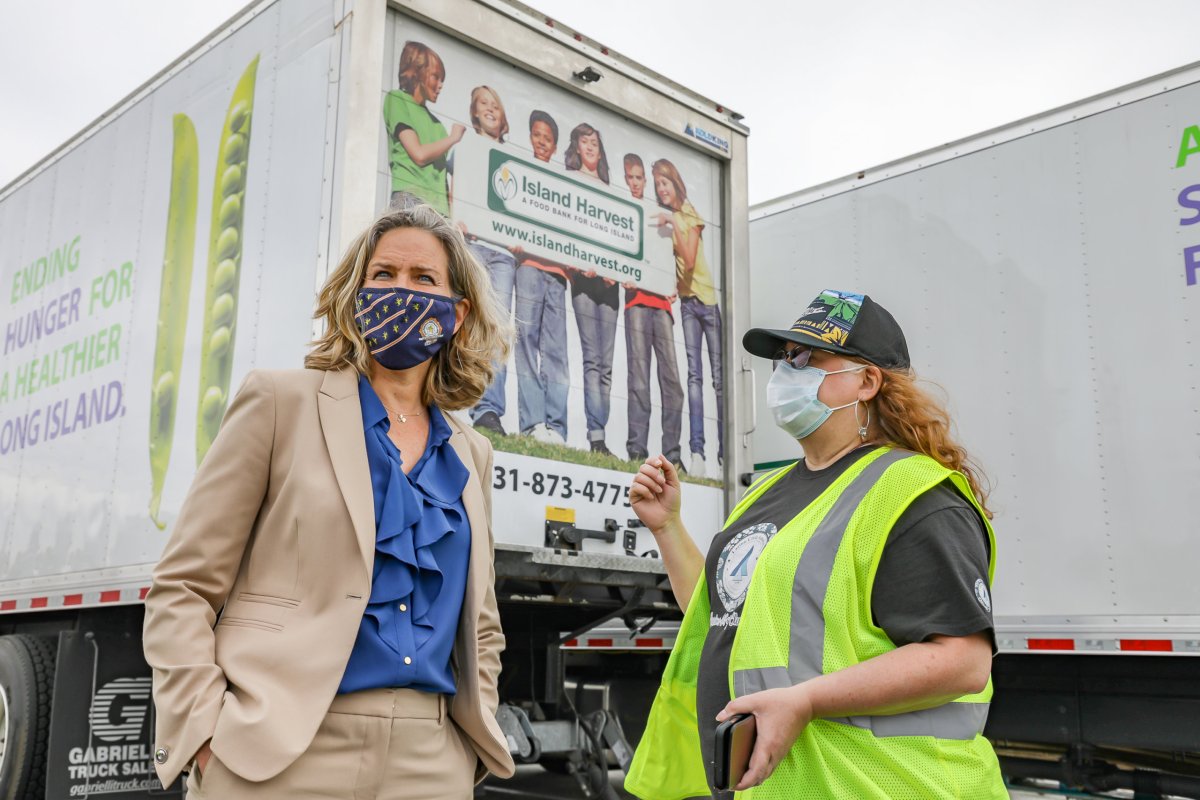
xmin=474 ymin=765 xmax=1149 ymax=800
xmin=163 ymin=760 xmax=1139 ymax=800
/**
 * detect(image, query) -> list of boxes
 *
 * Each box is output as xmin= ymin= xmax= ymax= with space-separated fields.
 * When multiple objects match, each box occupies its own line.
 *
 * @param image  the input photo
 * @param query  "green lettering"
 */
xmin=14 ymin=362 xmax=29 ymax=398
xmin=38 ymin=353 xmax=52 ymax=391
xmin=119 ymin=262 xmax=133 ymax=301
xmin=0 ymin=371 xmax=8 ymax=403
xmin=70 ymin=338 xmax=87 ymax=377
xmin=67 ymin=235 xmax=81 ymax=272
xmin=107 ymin=323 xmax=121 ymax=364
xmin=1177 ymin=125 xmax=1200 ymax=168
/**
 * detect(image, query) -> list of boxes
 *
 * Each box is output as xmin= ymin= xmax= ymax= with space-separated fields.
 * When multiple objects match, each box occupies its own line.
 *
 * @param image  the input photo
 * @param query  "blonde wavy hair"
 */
xmin=846 ymin=358 xmax=993 ymax=518
xmin=305 ymin=205 xmax=513 ymax=411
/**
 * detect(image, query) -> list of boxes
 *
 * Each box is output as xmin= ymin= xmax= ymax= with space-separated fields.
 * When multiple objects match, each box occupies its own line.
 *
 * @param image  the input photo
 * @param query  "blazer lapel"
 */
xmin=447 ymin=418 xmax=487 ymax=642
xmin=318 ymin=367 xmax=376 ymax=577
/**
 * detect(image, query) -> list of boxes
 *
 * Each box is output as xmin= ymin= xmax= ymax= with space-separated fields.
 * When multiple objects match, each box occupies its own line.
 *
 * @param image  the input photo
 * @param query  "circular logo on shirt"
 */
xmin=974 ymin=578 xmax=992 ymax=612
xmin=715 ymin=523 xmax=776 ymax=611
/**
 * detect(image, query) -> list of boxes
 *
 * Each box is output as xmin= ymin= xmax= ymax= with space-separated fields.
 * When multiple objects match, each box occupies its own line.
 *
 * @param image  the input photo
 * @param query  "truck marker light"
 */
xmin=1119 ymin=639 xmax=1173 ymax=652
xmin=1027 ymin=638 xmax=1074 ymax=650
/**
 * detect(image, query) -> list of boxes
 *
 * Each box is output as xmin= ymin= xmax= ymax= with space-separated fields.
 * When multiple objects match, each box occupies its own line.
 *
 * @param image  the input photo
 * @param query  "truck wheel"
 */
xmin=0 ymin=635 xmax=58 ymax=800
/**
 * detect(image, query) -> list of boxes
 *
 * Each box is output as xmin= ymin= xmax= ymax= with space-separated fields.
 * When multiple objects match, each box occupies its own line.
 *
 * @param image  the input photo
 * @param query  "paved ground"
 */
xmin=478 ymin=765 xmax=632 ymax=799
xmin=475 ymin=766 xmax=1148 ymax=799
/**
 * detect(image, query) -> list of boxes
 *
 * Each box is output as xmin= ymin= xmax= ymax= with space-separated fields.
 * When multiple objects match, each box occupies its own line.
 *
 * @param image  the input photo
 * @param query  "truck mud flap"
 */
xmin=45 ymin=631 xmax=182 ymax=799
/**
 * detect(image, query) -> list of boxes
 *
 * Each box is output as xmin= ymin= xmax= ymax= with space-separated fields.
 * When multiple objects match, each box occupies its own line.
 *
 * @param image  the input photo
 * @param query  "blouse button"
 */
xmin=399 ymin=603 xmax=407 ymax=612
xmin=404 ymin=656 xmax=412 ymax=665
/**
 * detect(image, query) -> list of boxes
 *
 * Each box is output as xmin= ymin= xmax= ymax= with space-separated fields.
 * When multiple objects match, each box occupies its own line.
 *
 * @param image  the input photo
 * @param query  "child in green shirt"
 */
xmin=383 ymin=41 xmax=465 ymax=216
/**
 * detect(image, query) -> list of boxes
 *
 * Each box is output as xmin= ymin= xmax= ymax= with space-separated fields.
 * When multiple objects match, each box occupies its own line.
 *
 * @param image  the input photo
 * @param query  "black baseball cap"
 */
xmin=742 ymin=289 xmax=910 ymax=370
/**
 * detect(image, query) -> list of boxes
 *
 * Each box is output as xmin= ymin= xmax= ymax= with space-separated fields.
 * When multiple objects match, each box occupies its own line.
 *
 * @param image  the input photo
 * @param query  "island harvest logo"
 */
xmin=485 ymin=149 xmax=644 ymax=259
xmin=493 ymin=165 xmax=518 ymax=202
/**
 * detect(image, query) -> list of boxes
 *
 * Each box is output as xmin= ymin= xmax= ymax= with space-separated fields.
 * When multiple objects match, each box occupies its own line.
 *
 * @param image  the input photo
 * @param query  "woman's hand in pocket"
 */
xmin=195 ymin=740 xmax=212 ymax=774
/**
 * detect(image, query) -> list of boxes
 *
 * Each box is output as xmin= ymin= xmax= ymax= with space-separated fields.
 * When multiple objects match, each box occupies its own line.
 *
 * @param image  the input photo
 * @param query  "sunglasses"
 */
xmin=772 ymin=345 xmax=814 ymax=370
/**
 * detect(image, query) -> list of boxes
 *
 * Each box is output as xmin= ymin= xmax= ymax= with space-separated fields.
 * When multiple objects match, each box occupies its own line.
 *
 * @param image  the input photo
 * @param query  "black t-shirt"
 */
xmin=694 ymin=447 xmax=995 ymax=796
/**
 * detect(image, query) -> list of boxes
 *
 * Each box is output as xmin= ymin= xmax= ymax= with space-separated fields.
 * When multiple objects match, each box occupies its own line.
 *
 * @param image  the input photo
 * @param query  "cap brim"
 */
xmin=742 ymin=327 xmax=857 ymax=360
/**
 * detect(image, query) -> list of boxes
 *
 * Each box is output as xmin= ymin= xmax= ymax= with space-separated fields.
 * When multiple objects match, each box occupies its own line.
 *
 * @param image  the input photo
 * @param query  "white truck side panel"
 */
xmin=749 ymin=73 xmax=1200 ymax=648
xmin=0 ymin=0 xmax=339 ymax=593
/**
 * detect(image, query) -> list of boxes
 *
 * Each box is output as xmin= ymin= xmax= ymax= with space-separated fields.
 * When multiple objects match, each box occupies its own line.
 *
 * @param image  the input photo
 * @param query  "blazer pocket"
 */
xmin=217 ymin=616 xmax=284 ymax=633
xmin=237 ymin=591 xmax=300 ymax=608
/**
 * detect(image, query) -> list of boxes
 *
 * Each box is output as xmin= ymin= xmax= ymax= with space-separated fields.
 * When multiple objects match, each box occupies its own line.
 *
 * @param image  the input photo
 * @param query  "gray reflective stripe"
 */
xmin=828 ymin=702 xmax=990 ymax=740
xmin=788 ymin=448 xmax=912 ymax=683
xmin=730 ymin=448 xmax=989 ymax=740
xmin=733 ymin=666 xmax=787 ymax=697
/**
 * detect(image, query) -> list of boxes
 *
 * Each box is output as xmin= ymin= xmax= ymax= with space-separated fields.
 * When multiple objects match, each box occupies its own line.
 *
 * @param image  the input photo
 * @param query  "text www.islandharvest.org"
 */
xmin=490 ymin=221 xmax=643 ymax=282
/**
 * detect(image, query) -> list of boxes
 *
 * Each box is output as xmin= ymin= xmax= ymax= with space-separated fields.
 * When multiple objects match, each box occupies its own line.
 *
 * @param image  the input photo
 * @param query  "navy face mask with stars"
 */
xmin=354 ymin=287 xmax=460 ymax=371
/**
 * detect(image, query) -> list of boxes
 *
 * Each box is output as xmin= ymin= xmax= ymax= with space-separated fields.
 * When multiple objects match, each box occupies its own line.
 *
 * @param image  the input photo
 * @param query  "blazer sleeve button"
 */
xmin=155 ymin=747 xmax=169 ymax=764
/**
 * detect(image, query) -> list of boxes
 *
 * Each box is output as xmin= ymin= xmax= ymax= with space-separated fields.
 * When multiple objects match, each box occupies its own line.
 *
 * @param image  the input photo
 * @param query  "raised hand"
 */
xmin=629 ymin=456 xmax=682 ymax=535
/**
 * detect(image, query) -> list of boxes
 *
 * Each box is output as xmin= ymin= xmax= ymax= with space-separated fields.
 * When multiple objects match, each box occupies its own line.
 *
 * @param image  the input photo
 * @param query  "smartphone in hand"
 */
xmin=713 ymin=713 xmax=757 ymax=791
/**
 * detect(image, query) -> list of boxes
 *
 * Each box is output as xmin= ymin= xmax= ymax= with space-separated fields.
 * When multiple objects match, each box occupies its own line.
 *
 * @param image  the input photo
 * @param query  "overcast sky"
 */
xmin=4 ymin=0 xmax=1200 ymax=204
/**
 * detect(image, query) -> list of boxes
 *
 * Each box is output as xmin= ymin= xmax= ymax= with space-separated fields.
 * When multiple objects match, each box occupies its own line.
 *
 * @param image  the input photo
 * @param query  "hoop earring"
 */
xmin=856 ymin=400 xmax=870 ymax=441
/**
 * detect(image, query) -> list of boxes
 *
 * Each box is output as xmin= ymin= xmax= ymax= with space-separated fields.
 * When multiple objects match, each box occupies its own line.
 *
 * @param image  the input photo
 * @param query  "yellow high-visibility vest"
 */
xmin=625 ymin=447 xmax=1007 ymax=800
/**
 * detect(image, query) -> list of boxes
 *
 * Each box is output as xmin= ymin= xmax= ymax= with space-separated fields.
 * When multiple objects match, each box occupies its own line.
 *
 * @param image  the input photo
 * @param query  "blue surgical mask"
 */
xmin=767 ymin=360 xmax=866 ymax=440
xmin=354 ymin=288 xmax=459 ymax=371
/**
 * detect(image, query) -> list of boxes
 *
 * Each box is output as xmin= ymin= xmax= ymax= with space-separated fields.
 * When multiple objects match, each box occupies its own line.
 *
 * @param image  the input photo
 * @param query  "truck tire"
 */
xmin=0 ymin=635 xmax=58 ymax=800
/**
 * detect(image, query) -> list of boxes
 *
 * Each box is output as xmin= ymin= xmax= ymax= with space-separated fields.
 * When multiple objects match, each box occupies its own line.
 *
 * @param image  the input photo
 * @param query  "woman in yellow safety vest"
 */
xmin=624 ymin=290 xmax=1007 ymax=799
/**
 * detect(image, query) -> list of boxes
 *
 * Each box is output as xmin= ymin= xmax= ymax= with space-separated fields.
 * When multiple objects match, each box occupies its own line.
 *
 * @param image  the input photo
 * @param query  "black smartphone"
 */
xmin=713 ymin=712 xmax=756 ymax=791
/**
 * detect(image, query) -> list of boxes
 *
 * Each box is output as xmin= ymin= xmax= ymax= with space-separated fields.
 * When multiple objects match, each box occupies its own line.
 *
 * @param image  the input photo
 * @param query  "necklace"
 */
xmin=380 ymin=403 xmax=424 ymax=424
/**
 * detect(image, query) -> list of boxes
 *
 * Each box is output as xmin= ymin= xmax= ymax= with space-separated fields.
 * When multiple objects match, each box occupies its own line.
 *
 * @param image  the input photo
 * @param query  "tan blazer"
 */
xmin=143 ymin=367 xmax=516 ymax=788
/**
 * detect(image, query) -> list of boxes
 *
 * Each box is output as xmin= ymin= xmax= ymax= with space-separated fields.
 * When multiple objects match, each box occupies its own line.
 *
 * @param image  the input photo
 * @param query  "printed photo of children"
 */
xmin=564 ymin=123 xmax=619 ymax=456
xmin=528 ymin=109 xmax=557 ymax=164
xmin=653 ymin=158 xmax=723 ymax=478
xmin=623 ymin=153 xmax=684 ymax=469
xmin=378 ymin=29 xmax=724 ymax=484
xmin=512 ymin=110 xmax=571 ymax=445
xmin=383 ymin=41 xmax=464 ymax=215
xmin=564 ymin=122 xmax=610 ymax=184
xmin=468 ymin=85 xmax=509 ymax=142
xmin=463 ymin=85 xmax=518 ymax=435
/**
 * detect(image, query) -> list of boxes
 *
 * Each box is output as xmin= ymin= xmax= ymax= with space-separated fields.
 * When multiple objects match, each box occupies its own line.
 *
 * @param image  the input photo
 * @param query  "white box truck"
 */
xmin=749 ymin=62 xmax=1200 ymax=797
xmin=0 ymin=0 xmax=751 ymax=796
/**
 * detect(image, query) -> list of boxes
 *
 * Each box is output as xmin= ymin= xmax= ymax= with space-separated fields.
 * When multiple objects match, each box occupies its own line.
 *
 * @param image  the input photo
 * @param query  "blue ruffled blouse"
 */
xmin=338 ymin=375 xmax=471 ymax=695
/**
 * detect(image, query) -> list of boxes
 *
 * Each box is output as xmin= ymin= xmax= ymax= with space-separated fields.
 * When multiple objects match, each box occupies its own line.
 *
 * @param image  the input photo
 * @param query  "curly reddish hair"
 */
xmin=854 ymin=362 xmax=993 ymax=518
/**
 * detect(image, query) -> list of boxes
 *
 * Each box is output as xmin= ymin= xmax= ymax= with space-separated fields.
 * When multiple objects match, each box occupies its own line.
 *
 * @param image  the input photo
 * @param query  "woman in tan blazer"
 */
xmin=143 ymin=205 xmax=517 ymax=798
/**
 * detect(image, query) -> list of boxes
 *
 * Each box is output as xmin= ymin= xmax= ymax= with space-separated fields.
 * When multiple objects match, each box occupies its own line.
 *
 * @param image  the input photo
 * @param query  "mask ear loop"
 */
xmin=855 ymin=400 xmax=870 ymax=441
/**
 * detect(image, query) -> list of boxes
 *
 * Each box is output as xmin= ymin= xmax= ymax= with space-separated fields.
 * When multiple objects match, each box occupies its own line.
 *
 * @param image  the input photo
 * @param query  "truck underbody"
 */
xmin=1 ymin=556 xmax=1199 ymax=798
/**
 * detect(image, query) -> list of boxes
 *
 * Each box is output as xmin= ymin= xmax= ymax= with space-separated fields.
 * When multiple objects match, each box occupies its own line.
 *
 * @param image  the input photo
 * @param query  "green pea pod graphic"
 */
xmin=149 ymin=113 xmax=199 ymax=529
xmin=196 ymin=55 xmax=259 ymax=464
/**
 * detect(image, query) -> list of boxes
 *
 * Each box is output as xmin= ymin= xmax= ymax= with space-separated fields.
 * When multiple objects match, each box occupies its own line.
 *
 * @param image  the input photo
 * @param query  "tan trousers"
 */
xmin=186 ymin=688 xmax=478 ymax=799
